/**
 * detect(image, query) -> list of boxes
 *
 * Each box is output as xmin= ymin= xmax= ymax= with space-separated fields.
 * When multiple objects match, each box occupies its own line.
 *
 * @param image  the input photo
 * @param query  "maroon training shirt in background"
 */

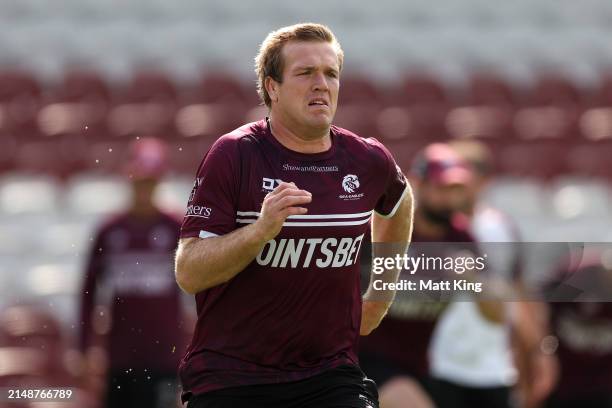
xmin=545 ymin=259 xmax=612 ymax=402
xmin=79 ymin=210 xmax=187 ymax=372
xmin=179 ymin=118 xmax=408 ymax=399
xmin=549 ymin=301 xmax=612 ymax=400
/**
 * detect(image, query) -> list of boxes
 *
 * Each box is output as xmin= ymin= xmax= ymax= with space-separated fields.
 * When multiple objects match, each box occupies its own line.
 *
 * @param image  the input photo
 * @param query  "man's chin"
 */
xmin=305 ymin=114 xmax=333 ymax=130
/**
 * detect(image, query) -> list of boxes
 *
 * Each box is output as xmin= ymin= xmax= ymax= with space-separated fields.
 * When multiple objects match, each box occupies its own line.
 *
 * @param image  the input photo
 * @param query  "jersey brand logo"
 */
xmin=339 ymin=174 xmax=364 ymax=200
xmin=283 ymin=163 xmax=339 ymax=172
xmin=186 ymin=205 xmax=212 ymax=218
xmin=342 ymin=174 xmax=360 ymax=193
xmin=262 ymin=177 xmax=283 ymax=192
xmin=255 ymin=234 xmax=365 ymax=269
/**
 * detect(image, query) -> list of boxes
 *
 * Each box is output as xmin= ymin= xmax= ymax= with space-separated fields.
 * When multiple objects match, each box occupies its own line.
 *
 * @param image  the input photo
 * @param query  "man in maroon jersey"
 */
xmin=174 ymin=23 xmax=414 ymax=407
xmin=79 ymin=138 xmax=188 ymax=408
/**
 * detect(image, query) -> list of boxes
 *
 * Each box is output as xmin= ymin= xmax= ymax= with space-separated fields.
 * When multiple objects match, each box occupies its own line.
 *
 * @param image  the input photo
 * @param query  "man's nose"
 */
xmin=311 ymin=72 xmax=329 ymax=91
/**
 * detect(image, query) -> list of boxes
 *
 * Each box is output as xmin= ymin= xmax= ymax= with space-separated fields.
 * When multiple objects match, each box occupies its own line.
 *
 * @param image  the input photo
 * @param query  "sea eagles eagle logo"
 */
xmin=342 ymin=174 xmax=360 ymax=193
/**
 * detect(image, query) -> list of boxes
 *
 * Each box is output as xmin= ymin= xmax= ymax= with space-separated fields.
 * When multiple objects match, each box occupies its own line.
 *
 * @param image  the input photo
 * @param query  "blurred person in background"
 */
xmin=359 ymin=143 xmax=502 ymax=408
xmin=543 ymin=255 xmax=612 ymax=408
xmin=447 ymin=140 xmax=558 ymax=408
xmin=79 ymin=137 xmax=188 ymax=408
xmin=174 ymin=23 xmax=413 ymax=408
xmin=426 ymin=140 xmax=525 ymax=408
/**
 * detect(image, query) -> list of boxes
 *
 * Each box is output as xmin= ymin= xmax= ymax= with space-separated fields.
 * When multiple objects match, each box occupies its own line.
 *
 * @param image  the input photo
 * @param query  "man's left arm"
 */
xmin=361 ymin=184 xmax=414 ymax=335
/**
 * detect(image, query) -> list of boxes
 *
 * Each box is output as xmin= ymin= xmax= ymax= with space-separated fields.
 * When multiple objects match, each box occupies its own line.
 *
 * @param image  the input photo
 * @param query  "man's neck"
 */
xmin=268 ymin=113 xmax=331 ymax=154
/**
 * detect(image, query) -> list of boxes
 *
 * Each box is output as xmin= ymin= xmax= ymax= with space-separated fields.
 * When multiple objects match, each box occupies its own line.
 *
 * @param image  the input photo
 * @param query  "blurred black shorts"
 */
xmin=358 ymin=351 xmax=431 ymax=392
xmin=186 ymin=365 xmax=379 ymax=408
xmin=107 ymin=370 xmax=179 ymax=408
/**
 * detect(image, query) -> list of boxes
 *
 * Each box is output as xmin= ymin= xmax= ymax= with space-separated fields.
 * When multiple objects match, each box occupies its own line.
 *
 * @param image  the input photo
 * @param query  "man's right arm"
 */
xmin=175 ymin=225 xmax=268 ymax=294
xmin=175 ymin=182 xmax=311 ymax=294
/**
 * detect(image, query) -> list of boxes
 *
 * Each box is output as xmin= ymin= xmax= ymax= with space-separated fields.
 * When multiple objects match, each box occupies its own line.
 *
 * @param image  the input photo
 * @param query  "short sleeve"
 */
xmin=369 ymin=139 xmax=409 ymax=217
xmin=180 ymin=137 xmax=240 ymax=239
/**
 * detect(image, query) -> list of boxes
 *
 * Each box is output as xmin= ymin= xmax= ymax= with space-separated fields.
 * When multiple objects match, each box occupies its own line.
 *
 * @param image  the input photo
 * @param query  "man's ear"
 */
xmin=265 ymin=77 xmax=279 ymax=103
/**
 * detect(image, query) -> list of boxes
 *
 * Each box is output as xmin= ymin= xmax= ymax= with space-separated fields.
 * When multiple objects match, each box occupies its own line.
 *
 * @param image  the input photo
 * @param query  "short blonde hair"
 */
xmin=254 ymin=23 xmax=344 ymax=108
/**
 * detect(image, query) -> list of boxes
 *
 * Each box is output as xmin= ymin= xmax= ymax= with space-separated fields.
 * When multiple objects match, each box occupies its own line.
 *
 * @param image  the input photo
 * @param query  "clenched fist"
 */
xmin=253 ymin=182 xmax=312 ymax=242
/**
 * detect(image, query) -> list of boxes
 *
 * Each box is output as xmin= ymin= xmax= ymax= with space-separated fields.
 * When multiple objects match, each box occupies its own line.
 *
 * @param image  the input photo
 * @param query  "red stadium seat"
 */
xmin=514 ymin=105 xmax=577 ymax=140
xmin=497 ymin=141 xmax=568 ymax=179
xmin=323 ymin=75 xmax=382 ymax=137
xmin=37 ymin=71 xmax=112 ymax=141
xmin=0 ymin=70 xmax=41 ymax=103
xmin=514 ymin=74 xmax=585 ymax=141
xmin=465 ymin=73 xmax=520 ymax=106
xmin=0 ymin=305 xmax=62 ymax=348
xmin=0 ymin=135 xmax=18 ymax=173
xmin=445 ymin=74 xmax=517 ymax=141
xmin=566 ymin=141 xmax=612 ymax=180
xmin=108 ymin=102 xmax=178 ymax=138
xmin=376 ymin=105 xmax=449 ymax=141
xmin=0 ymin=305 xmax=72 ymax=384
xmin=593 ymin=74 xmax=612 ymax=106
xmin=379 ymin=139 xmax=423 ymax=172
xmin=579 ymin=107 xmax=612 ymax=141
xmin=334 ymin=103 xmax=381 ymax=138
xmin=0 ymin=70 xmax=43 ymax=140
xmin=166 ymin=139 xmax=213 ymax=175
xmin=175 ymin=102 xmax=247 ymax=139
xmin=122 ymin=70 xmax=178 ymax=103
xmin=377 ymin=74 xmax=450 ymax=142
xmin=530 ymin=74 xmax=584 ymax=107
xmin=389 ymin=74 xmax=449 ymax=106
xmin=56 ymin=70 xmax=112 ymax=103
xmin=375 ymin=107 xmax=412 ymax=140
xmin=13 ymin=140 xmax=80 ymax=177
xmin=574 ymin=73 xmax=612 ymax=142
xmin=109 ymin=71 xmax=179 ymax=139
xmin=338 ymin=75 xmax=383 ymax=106
xmin=0 ymin=305 xmax=97 ymax=407
xmin=198 ymin=71 xmax=258 ymax=106
xmin=176 ymin=72 xmax=252 ymax=138
xmin=446 ymin=105 xmax=515 ymax=140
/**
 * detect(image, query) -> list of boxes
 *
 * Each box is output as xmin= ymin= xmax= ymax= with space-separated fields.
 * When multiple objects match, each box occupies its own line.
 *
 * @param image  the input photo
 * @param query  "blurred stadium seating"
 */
xmin=1 ymin=0 xmax=612 ymax=359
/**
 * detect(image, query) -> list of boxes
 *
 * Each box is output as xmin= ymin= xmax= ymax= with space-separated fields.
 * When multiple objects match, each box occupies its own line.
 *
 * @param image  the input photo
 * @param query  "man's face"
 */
xmin=418 ymin=181 xmax=469 ymax=225
xmin=132 ymin=177 xmax=158 ymax=205
xmin=268 ymin=41 xmax=340 ymax=135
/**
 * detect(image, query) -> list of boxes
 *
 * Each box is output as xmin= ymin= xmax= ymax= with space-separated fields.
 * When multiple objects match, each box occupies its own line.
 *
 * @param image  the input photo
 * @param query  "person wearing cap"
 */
xmin=79 ymin=137 xmax=189 ymax=408
xmin=445 ymin=140 xmax=558 ymax=408
xmin=423 ymin=140 xmax=523 ymax=408
xmin=359 ymin=143 xmax=504 ymax=408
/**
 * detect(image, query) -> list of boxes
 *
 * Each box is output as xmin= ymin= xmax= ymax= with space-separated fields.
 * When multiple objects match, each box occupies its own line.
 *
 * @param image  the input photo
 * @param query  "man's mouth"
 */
xmin=308 ymin=98 xmax=328 ymax=107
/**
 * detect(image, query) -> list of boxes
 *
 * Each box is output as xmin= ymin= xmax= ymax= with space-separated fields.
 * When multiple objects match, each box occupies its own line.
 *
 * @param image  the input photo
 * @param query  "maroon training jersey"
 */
xmin=549 ymin=302 xmax=612 ymax=399
xmin=79 ymin=210 xmax=187 ymax=372
xmin=179 ymin=119 xmax=408 ymax=398
xmin=359 ymin=217 xmax=475 ymax=378
xmin=545 ymin=260 xmax=612 ymax=400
